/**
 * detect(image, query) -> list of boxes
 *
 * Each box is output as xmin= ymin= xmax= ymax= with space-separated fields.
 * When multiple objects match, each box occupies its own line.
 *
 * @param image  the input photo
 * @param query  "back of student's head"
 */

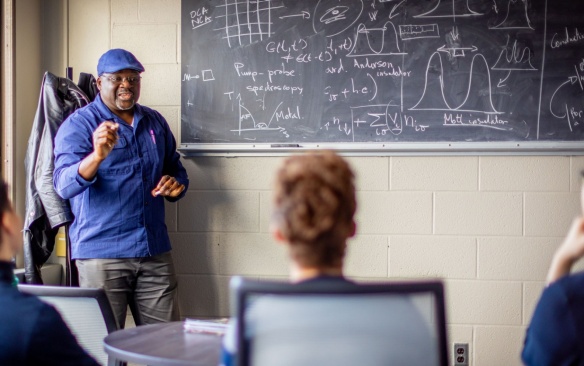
xmin=272 ymin=150 xmax=356 ymax=268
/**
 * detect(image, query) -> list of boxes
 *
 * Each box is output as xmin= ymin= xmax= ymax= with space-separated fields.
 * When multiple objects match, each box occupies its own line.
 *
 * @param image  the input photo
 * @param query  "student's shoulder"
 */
xmin=554 ymin=271 xmax=584 ymax=302
xmin=0 ymin=287 xmax=56 ymax=325
xmin=535 ymin=271 xmax=584 ymax=318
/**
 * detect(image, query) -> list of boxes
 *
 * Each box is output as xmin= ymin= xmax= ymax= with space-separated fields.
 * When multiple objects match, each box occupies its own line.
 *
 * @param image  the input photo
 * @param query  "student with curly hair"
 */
xmin=221 ymin=151 xmax=437 ymax=366
xmin=269 ymin=150 xmax=357 ymax=282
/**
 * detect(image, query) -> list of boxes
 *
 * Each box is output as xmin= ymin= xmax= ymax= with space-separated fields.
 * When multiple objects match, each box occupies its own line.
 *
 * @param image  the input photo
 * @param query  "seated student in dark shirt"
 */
xmin=221 ymin=150 xmax=357 ymax=366
xmin=0 ymin=179 xmax=99 ymax=366
xmin=522 ymin=173 xmax=584 ymax=365
xmin=221 ymin=151 xmax=436 ymax=366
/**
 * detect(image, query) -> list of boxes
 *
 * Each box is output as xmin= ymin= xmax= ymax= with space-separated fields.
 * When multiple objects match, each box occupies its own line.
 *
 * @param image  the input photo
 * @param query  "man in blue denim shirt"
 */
xmin=54 ymin=49 xmax=189 ymax=329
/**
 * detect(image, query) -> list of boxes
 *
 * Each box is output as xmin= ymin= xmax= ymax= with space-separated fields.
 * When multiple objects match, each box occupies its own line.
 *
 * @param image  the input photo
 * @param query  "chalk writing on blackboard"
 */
xmin=181 ymin=0 xmax=584 ymax=150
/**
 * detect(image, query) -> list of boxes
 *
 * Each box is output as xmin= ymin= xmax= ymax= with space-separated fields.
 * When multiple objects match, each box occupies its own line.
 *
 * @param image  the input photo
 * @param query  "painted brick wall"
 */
xmin=66 ymin=1 xmax=584 ymax=364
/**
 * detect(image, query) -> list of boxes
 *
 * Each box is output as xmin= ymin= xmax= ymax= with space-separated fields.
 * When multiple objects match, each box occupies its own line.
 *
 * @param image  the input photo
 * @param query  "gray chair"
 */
xmin=18 ymin=284 xmax=118 ymax=365
xmin=231 ymin=277 xmax=449 ymax=366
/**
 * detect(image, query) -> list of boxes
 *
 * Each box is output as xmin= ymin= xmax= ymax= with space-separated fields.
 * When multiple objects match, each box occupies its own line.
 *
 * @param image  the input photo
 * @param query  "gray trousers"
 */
xmin=76 ymin=252 xmax=179 ymax=329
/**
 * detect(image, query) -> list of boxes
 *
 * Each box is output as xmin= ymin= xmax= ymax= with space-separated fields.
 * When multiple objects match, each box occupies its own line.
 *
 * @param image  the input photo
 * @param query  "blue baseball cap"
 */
xmin=97 ymin=48 xmax=145 ymax=76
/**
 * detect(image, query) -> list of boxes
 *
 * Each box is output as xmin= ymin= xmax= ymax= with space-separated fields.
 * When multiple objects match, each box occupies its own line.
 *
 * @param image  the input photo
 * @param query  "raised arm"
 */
xmin=77 ymin=121 xmax=119 ymax=181
xmin=54 ymin=119 xmax=119 ymax=199
xmin=546 ymin=217 xmax=584 ymax=285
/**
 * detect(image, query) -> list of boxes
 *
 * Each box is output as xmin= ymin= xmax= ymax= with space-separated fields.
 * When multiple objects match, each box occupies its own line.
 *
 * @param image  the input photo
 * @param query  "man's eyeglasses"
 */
xmin=102 ymin=75 xmax=142 ymax=85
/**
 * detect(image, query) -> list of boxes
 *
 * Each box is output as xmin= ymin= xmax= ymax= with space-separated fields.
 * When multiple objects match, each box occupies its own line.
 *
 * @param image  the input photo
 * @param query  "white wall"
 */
xmin=13 ymin=0 xmax=70 ymax=216
xmin=15 ymin=0 xmax=42 ymax=217
xmin=57 ymin=1 xmax=584 ymax=365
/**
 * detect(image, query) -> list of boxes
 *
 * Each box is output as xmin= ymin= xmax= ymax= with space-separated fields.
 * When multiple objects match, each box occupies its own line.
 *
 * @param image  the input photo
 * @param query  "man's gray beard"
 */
xmin=116 ymin=99 xmax=135 ymax=111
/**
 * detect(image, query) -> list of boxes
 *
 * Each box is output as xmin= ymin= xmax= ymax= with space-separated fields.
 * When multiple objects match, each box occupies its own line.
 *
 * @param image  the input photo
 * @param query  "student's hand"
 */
xmin=546 ymin=217 xmax=584 ymax=284
xmin=93 ymin=121 xmax=119 ymax=161
xmin=152 ymin=175 xmax=185 ymax=198
xmin=556 ymin=217 xmax=584 ymax=263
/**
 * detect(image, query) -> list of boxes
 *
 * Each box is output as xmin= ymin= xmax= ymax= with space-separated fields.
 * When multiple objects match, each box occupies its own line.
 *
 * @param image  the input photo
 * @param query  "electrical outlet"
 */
xmin=453 ymin=343 xmax=469 ymax=366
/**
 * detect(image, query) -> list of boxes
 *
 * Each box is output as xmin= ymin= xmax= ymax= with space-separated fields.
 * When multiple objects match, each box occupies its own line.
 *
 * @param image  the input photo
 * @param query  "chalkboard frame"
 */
xmin=178 ymin=141 xmax=584 ymax=156
xmin=180 ymin=0 xmax=584 ymax=156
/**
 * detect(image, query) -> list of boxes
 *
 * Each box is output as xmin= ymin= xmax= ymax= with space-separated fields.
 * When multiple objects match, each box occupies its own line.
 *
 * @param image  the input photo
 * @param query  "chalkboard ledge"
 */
xmin=179 ymin=142 xmax=584 ymax=157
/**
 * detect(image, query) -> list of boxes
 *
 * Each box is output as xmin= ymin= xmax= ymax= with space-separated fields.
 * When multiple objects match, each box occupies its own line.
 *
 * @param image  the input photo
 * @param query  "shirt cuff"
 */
xmin=75 ymin=173 xmax=96 ymax=187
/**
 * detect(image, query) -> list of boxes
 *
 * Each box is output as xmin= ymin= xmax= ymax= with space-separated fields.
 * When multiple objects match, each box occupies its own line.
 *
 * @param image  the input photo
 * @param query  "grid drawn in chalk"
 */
xmin=214 ymin=0 xmax=285 ymax=47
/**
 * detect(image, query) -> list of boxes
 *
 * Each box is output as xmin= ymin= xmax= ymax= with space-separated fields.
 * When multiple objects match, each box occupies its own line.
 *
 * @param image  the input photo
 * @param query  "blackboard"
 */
xmin=180 ymin=0 xmax=584 ymax=153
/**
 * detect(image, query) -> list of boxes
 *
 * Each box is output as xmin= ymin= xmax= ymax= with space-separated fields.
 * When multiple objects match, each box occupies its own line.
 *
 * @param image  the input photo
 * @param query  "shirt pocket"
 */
xmin=142 ymin=129 xmax=162 ymax=173
xmin=113 ymin=135 xmax=128 ymax=149
xmin=93 ymin=157 xmax=134 ymax=231
xmin=105 ymin=135 xmax=130 ymax=166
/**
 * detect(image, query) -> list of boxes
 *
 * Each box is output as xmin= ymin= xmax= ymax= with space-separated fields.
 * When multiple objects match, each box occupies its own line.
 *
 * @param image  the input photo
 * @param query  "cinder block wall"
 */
xmin=65 ymin=1 xmax=584 ymax=365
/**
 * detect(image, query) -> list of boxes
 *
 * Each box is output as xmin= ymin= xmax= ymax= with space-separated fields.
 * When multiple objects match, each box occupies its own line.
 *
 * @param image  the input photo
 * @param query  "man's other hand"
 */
xmin=152 ymin=175 xmax=185 ymax=198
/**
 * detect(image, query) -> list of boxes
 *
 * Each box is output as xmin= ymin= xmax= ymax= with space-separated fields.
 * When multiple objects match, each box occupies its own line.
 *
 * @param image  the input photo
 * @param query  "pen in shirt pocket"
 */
xmin=150 ymin=129 xmax=156 ymax=144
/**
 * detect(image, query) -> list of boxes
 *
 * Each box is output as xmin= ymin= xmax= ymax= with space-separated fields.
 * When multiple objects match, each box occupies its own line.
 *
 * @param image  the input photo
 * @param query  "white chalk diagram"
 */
xmin=313 ymin=0 xmax=364 ymax=38
xmin=436 ymin=26 xmax=478 ymax=58
xmin=347 ymin=21 xmax=406 ymax=57
xmin=414 ymin=0 xmax=482 ymax=20
xmin=214 ymin=0 xmax=285 ymax=48
xmin=410 ymin=52 xmax=501 ymax=114
xmin=491 ymin=35 xmax=537 ymax=88
xmin=492 ymin=36 xmax=537 ymax=71
xmin=399 ymin=24 xmax=440 ymax=41
xmin=182 ymin=70 xmax=216 ymax=81
xmin=230 ymin=99 xmax=289 ymax=138
xmin=490 ymin=0 xmax=534 ymax=30
xmin=549 ymin=67 xmax=584 ymax=133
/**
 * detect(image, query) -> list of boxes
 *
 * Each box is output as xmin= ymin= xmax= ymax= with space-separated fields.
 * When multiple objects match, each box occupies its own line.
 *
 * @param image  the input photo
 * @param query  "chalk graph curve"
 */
xmin=410 ymin=52 xmax=502 ymax=114
xmin=414 ymin=0 xmax=482 ymax=19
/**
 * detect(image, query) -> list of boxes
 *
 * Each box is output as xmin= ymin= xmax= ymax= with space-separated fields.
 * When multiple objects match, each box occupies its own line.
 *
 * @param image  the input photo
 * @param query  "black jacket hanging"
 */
xmin=77 ymin=72 xmax=98 ymax=102
xmin=23 ymin=72 xmax=90 ymax=284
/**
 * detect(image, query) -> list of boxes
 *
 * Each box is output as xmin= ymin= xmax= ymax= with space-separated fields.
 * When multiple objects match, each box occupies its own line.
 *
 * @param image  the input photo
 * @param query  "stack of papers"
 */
xmin=183 ymin=318 xmax=229 ymax=336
